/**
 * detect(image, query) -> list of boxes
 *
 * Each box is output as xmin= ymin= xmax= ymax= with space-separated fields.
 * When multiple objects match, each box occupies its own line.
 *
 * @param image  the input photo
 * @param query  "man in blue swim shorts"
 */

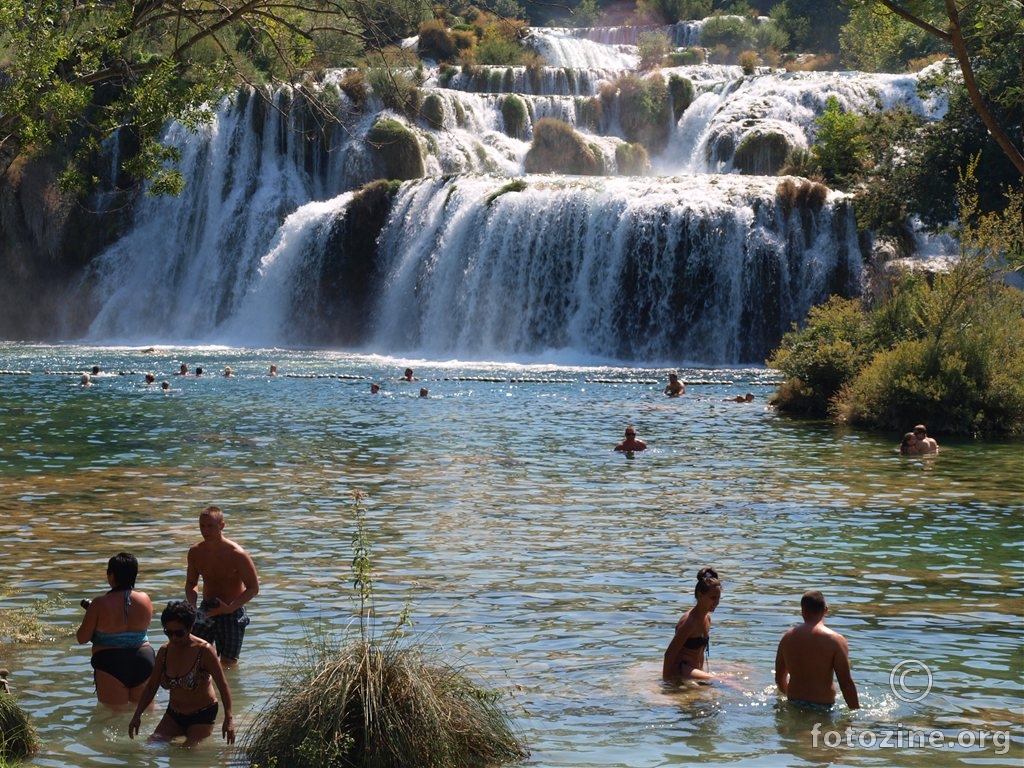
xmin=775 ymin=590 xmax=859 ymax=710
xmin=185 ymin=506 xmax=260 ymax=666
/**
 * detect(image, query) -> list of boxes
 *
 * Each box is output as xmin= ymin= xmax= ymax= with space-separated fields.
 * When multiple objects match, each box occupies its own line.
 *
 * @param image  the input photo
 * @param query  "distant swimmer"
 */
xmin=370 ymin=383 xmax=380 ymax=394
xmin=195 ymin=367 xmax=204 ymax=377
xmin=91 ymin=366 xmax=101 ymax=376
xmin=663 ymin=568 xmax=722 ymax=683
xmin=775 ymin=590 xmax=859 ymax=710
xmin=419 ymin=387 xmax=429 ymax=397
xmin=161 ymin=381 xmax=170 ymax=391
xmin=175 ymin=364 xmax=189 ymax=376
xmin=910 ymin=424 xmax=938 ymax=454
xmin=80 ymin=373 xmax=93 ymax=387
xmin=401 ymin=368 xmax=417 ymax=381
xmin=664 ymin=372 xmax=685 ymax=397
xmin=223 ymin=367 xmax=234 ymax=378
xmin=614 ymin=426 xmax=647 ymax=452
xmin=724 ymin=393 xmax=755 ymax=403
xmin=144 ymin=373 xmax=156 ymax=385
xmin=268 ymin=365 xmax=278 ymax=377
xmin=899 ymin=432 xmax=918 ymax=455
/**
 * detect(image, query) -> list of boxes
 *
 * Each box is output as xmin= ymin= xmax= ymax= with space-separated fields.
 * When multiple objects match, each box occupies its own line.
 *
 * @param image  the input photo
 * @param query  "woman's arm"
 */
xmin=129 ymin=647 xmax=164 ymax=739
xmin=75 ymin=600 xmax=98 ymax=644
xmin=205 ymin=646 xmax=235 ymax=743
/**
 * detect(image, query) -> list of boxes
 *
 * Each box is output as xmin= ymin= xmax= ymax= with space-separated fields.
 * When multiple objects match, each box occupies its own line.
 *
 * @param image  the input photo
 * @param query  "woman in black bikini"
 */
xmin=76 ymin=552 xmax=155 ymax=706
xmin=129 ymin=601 xmax=234 ymax=746
xmin=662 ymin=567 xmax=722 ymax=683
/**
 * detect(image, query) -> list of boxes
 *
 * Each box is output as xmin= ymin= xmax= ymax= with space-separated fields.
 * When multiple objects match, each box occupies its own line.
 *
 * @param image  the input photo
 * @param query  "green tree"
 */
xmin=847 ymin=0 xmax=1024 ymax=175
xmin=811 ymin=96 xmax=865 ymax=187
xmin=771 ymin=0 xmax=848 ymax=52
xmin=0 ymin=0 xmax=430 ymax=193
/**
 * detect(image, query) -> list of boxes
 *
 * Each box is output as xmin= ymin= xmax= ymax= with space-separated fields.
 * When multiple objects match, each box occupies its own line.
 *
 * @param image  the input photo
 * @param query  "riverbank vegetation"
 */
xmin=768 ymin=170 xmax=1024 ymax=436
xmin=0 ymin=693 xmax=38 ymax=763
xmin=241 ymin=491 xmax=527 ymax=768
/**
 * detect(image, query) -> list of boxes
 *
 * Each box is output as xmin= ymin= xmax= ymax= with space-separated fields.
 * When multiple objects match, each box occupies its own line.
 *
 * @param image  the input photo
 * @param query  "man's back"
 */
xmin=777 ymin=623 xmax=844 ymax=704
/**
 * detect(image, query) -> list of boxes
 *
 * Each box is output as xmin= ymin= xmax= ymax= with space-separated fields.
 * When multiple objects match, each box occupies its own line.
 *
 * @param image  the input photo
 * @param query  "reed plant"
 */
xmin=0 ymin=692 xmax=39 ymax=762
xmin=242 ymin=491 xmax=528 ymax=768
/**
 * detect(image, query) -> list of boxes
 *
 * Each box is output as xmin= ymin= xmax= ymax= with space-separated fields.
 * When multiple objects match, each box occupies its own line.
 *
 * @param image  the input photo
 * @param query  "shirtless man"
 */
xmin=185 ymin=506 xmax=259 ymax=667
xmin=664 ymin=372 xmax=685 ymax=397
xmin=614 ymin=426 xmax=647 ymax=452
xmin=911 ymin=424 xmax=939 ymax=454
xmin=775 ymin=590 xmax=859 ymax=710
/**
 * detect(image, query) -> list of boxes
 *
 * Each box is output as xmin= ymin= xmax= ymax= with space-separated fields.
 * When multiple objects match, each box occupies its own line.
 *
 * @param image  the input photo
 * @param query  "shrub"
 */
xmin=811 ymin=95 xmax=866 ymax=188
xmin=0 ymin=692 xmax=39 ymax=761
xmin=577 ymin=96 xmax=603 ymax=132
xmin=738 ymin=49 xmax=759 ymax=75
xmin=475 ymin=24 xmax=526 ymax=65
xmin=637 ymin=30 xmax=671 ymax=70
xmin=524 ymin=118 xmax=601 ymax=175
xmin=339 ymin=70 xmax=368 ymax=112
xmin=667 ymin=74 xmax=694 ymax=122
xmin=242 ymin=491 xmax=528 ymax=768
xmin=366 ymin=118 xmax=424 ymax=180
xmin=417 ymin=20 xmax=458 ymax=63
xmin=615 ymin=142 xmax=650 ymax=175
xmin=666 ymin=47 xmax=704 ymax=66
xmin=420 ymin=93 xmax=444 ymax=130
xmin=767 ymin=296 xmax=874 ymax=414
xmin=615 ymin=73 xmax=670 ymax=154
xmin=734 ymin=130 xmax=790 ymax=175
xmin=367 ymin=68 xmax=422 ymax=119
xmin=500 ymin=95 xmax=528 ymax=139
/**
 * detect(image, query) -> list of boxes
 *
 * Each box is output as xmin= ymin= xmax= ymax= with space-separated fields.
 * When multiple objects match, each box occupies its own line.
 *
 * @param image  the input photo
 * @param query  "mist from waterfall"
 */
xmin=81 ymin=24 xmax=947 ymax=363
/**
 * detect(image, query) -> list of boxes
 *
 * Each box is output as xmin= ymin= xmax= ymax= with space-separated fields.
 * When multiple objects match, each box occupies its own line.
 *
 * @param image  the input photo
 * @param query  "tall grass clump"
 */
xmin=0 ymin=692 xmax=39 ymax=762
xmin=769 ymin=165 xmax=1024 ymax=435
xmin=242 ymin=491 xmax=528 ymax=768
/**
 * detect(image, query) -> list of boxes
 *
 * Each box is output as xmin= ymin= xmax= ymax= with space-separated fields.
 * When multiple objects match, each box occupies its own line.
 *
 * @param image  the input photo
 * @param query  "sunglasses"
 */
xmin=164 ymin=628 xmax=188 ymax=638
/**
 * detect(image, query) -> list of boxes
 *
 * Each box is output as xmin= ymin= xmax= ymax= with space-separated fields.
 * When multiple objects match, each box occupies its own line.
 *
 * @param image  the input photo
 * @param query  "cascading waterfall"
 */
xmin=80 ymin=22 xmax=947 ymax=363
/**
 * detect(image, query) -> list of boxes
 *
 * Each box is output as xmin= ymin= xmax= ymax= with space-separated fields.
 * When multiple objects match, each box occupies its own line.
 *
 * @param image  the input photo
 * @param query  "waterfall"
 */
xmin=79 ymin=26 xmax=948 ymax=363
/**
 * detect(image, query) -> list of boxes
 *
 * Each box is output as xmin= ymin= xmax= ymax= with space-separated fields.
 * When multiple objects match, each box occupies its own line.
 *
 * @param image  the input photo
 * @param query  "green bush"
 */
xmin=811 ymin=95 xmax=866 ymax=189
xmin=500 ymin=95 xmax=528 ymax=139
xmin=615 ymin=142 xmax=650 ymax=175
xmin=366 ymin=119 xmax=424 ymax=181
xmin=420 ymin=93 xmax=445 ymax=130
xmin=734 ymin=130 xmax=790 ymax=175
xmin=615 ymin=74 xmax=671 ymax=154
xmin=769 ymin=177 xmax=1024 ymax=435
xmin=417 ymin=20 xmax=458 ymax=63
xmin=524 ymin=118 xmax=601 ymax=175
xmin=367 ymin=68 xmax=421 ymax=119
xmin=667 ymin=74 xmax=694 ymax=122
xmin=666 ymin=48 xmax=705 ymax=66
xmin=637 ymin=30 xmax=671 ymax=70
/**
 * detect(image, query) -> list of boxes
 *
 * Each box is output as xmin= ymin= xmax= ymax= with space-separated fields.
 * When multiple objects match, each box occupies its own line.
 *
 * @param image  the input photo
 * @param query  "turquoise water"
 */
xmin=0 ymin=344 xmax=1021 ymax=767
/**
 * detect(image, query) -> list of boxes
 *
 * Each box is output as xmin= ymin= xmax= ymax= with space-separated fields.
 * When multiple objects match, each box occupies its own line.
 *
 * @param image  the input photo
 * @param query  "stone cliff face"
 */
xmin=0 ymin=151 xmax=131 ymax=339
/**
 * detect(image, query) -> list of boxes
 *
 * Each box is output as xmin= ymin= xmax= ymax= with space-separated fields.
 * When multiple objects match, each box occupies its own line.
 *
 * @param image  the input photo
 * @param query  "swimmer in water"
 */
xmin=663 ymin=567 xmax=721 ymax=683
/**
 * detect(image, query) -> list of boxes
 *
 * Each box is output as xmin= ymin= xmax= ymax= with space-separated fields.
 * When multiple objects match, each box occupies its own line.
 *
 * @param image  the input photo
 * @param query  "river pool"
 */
xmin=0 ymin=344 xmax=1021 ymax=767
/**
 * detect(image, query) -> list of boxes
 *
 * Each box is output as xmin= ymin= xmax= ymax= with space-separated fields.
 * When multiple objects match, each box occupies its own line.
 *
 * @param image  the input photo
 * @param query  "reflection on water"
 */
xmin=0 ymin=344 xmax=1021 ymax=767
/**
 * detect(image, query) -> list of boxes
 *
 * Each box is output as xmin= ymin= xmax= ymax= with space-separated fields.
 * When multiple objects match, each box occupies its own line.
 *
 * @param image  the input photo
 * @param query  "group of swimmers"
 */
xmin=662 ymin=569 xmax=860 ymax=711
xmin=77 ymin=506 xmax=259 ymax=746
xmin=899 ymin=424 xmax=939 ymax=455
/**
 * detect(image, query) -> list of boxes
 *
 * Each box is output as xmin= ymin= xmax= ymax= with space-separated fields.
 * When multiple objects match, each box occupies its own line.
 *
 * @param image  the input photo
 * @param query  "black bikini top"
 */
xmin=160 ymin=648 xmax=210 ymax=691
xmin=683 ymin=635 xmax=709 ymax=650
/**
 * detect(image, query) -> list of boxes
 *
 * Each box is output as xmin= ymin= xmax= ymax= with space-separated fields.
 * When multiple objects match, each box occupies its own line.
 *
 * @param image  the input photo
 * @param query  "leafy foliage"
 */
xmin=524 ymin=117 xmax=601 ymax=175
xmin=769 ymin=171 xmax=1024 ymax=435
xmin=811 ymin=96 xmax=866 ymax=188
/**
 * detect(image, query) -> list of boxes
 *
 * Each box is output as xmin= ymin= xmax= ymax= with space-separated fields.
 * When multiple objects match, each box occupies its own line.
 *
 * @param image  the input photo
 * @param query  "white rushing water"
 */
xmin=81 ymin=24 xmax=948 ymax=363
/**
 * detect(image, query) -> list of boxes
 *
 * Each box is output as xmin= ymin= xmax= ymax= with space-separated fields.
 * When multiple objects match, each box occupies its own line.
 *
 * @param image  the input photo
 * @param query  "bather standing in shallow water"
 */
xmin=663 ymin=567 xmax=721 ymax=683
xmin=77 ymin=552 xmax=156 ymax=706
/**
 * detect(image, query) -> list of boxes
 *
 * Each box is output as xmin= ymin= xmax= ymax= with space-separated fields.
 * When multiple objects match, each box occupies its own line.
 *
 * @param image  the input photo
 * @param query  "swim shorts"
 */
xmin=193 ymin=600 xmax=250 ymax=661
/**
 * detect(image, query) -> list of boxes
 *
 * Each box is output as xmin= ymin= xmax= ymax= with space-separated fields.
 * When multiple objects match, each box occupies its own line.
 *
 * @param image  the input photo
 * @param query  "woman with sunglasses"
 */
xmin=129 ymin=601 xmax=234 ymax=747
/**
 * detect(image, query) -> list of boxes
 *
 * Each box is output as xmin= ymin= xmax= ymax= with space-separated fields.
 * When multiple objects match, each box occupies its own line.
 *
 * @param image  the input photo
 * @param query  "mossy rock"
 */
xmin=501 ymin=95 xmax=528 ymax=139
xmin=615 ymin=142 xmax=650 ymax=176
xmin=734 ymin=131 xmax=792 ymax=175
xmin=421 ymin=93 xmax=445 ymax=130
xmin=668 ymin=75 xmax=695 ymax=122
xmin=616 ymin=74 xmax=671 ymax=154
xmin=524 ymin=118 xmax=601 ymax=176
xmin=366 ymin=118 xmax=424 ymax=181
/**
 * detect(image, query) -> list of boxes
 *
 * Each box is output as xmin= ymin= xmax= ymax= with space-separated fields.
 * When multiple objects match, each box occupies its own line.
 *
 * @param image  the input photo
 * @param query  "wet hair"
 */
xmin=161 ymin=600 xmax=197 ymax=630
xmin=201 ymin=505 xmax=224 ymax=524
xmin=800 ymin=590 xmax=827 ymax=614
xmin=107 ymin=552 xmax=138 ymax=590
xmin=91 ymin=366 xmax=100 ymax=375
xmin=694 ymin=567 xmax=721 ymax=599
xmin=900 ymin=432 xmax=916 ymax=447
